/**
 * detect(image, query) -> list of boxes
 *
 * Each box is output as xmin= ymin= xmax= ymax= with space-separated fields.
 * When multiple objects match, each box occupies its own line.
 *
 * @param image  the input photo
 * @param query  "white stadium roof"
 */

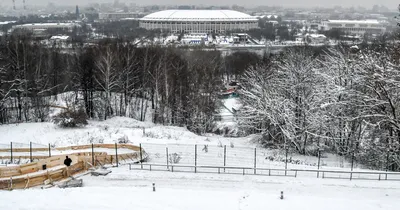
xmin=141 ymin=10 xmax=257 ymax=21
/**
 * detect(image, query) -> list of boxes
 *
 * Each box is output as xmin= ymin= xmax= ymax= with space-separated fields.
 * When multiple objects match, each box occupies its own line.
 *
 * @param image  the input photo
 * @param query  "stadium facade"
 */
xmin=139 ymin=10 xmax=259 ymax=33
xmin=319 ymin=20 xmax=386 ymax=35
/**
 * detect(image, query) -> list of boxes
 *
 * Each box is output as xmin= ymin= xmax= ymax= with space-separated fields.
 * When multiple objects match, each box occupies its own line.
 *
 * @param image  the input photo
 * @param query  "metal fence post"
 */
xmin=385 ymin=151 xmax=389 ymax=180
xmin=223 ymin=145 xmax=226 ymax=172
xmin=10 ymin=176 xmax=13 ymax=190
xmin=30 ymin=142 xmax=32 ymax=163
xmin=91 ymin=143 xmax=94 ymax=167
xmin=115 ymin=143 xmax=118 ymax=167
xmin=166 ymin=146 xmax=169 ymax=170
xmin=48 ymin=143 xmax=51 ymax=157
xmin=140 ymin=143 xmax=143 ymax=169
xmin=194 ymin=144 xmax=197 ymax=173
xmin=351 ymin=150 xmax=355 ymax=171
xmin=285 ymin=146 xmax=288 ymax=176
xmin=317 ymin=149 xmax=321 ymax=178
xmin=10 ymin=142 xmax=13 ymax=163
xmin=254 ymin=148 xmax=257 ymax=175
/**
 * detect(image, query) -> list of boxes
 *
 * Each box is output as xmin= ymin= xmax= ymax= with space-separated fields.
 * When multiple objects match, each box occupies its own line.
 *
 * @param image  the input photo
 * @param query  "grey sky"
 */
xmin=2 ymin=0 xmax=398 ymax=9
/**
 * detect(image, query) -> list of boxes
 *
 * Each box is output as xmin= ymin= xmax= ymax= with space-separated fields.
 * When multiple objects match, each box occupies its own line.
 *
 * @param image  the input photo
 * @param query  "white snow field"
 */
xmin=0 ymin=167 xmax=399 ymax=210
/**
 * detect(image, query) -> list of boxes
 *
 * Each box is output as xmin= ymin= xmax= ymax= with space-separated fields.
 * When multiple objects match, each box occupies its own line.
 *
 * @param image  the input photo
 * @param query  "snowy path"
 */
xmin=1 ymin=166 xmax=399 ymax=210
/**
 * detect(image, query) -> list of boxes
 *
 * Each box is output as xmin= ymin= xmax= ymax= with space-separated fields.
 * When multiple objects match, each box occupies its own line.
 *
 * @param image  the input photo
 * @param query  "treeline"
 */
xmin=239 ymin=44 xmax=400 ymax=171
xmin=0 ymin=34 xmax=270 ymax=133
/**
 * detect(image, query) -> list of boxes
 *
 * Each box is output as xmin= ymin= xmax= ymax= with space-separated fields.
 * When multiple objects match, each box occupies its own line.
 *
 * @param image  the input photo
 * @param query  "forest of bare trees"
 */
xmin=0 ymin=34 xmax=267 ymax=130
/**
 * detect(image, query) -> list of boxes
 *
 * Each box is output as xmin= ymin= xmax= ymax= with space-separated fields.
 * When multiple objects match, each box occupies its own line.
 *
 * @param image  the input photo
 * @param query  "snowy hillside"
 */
xmin=0 ymin=117 xmax=369 ymax=171
xmin=0 ymin=117 xmax=240 ymax=147
xmin=214 ymin=97 xmax=242 ymax=136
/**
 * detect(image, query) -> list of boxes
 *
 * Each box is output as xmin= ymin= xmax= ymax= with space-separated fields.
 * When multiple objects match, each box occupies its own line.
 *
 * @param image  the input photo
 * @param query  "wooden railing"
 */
xmin=0 ymin=143 xmax=145 ymax=190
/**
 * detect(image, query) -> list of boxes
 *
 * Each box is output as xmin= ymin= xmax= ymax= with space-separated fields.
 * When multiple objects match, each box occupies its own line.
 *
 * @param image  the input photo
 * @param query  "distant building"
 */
xmin=181 ymin=33 xmax=208 ymax=44
xmin=320 ymin=20 xmax=386 ymax=35
xmin=266 ymin=20 xmax=279 ymax=26
xmin=99 ymin=13 xmax=141 ymax=20
xmin=140 ymin=10 xmax=259 ymax=34
xmin=12 ymin=23 xmax=80 ymax=37
xmin=306 ymin=34 xmax=327 ymax=44
xmin=76 ymin=5 xmax=80 ymax=20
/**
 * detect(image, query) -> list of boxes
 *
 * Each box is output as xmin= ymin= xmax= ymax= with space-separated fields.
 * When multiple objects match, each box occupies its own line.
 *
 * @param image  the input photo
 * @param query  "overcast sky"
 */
xmin=2 ymin=0 xmax=399 ymax=9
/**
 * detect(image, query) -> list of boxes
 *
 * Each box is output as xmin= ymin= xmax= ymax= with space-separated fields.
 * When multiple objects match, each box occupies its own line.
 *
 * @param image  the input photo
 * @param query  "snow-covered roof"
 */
xmin=141 ymin=10 xmax=257 ymax=21
xmin=266 ymin=15 xmax=279 ymax=19
xmin=17 ymin=23 xmax=77 ymax=27
xmin=307 ymin=34 xmax=326 ymax=38
xmin=0 ymin=21 xmax=16 ymax=25
xmin=50 ymin=35 xmax=70 ymax=40
xmin=327 ymin=20 xmax=381 ymax=24
xmin=12 ymin=23 xmax=80 ymax=30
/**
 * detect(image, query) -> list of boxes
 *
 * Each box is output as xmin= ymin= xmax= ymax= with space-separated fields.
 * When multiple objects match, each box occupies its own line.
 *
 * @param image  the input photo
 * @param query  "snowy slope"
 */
xmin=0 ymin=117 xmax=369 ymax=171
xmin=214 ymin=97 xmax=242 ymax=136
xmin=0 ymin=117 xmax=249 ymax=147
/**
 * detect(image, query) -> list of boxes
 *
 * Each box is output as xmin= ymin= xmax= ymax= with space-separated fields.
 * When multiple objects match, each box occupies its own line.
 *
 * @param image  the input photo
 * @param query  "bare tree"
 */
xmin=94 ymin=45 xmax=120 ymax=120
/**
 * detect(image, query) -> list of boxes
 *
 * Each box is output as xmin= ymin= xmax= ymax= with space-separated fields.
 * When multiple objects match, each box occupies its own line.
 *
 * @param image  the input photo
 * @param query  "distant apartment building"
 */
xmin=99 ymin=13 xmax=141 ymax=20
xmin=320 ymin=20 xmax=386 ymax=35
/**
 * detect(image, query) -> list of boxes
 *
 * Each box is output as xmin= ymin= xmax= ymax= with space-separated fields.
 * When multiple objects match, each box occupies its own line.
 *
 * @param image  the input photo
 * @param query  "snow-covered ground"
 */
xmin=0 ymin=117 xmax=368 ymax=171
xmin=1 ymin=166 xmax=399 ymax=210
xmin=1 ymin=117 xmax=398 ymax=209
xmin=214 ymin=98 xmax=242 ymax=134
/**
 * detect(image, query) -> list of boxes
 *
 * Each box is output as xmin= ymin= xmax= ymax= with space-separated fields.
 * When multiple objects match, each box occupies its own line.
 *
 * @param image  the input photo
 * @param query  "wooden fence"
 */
xmin=0 ymin=144 xmax=144 ymax=190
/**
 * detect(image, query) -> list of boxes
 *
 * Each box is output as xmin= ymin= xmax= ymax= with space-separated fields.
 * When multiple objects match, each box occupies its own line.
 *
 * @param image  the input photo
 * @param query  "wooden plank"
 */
xmin=20 ymin=166 xmax=38 ymax=175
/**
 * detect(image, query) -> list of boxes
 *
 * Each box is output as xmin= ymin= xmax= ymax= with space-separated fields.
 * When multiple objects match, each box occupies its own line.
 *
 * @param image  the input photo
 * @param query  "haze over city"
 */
xmin=0 ymin=0 xmax=399 ymax=9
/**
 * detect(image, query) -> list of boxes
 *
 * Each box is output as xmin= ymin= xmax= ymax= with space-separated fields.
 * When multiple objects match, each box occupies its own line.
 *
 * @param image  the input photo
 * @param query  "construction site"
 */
xmin=0 ymin=144 xmax=144 ymax=190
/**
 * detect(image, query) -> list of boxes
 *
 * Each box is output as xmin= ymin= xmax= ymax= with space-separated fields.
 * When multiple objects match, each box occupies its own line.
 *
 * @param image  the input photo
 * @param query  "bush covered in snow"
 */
xmin=52 ymin=109 xmax=88 ymax=128
xmin=168 ymin=153 xmax=182 ymax=164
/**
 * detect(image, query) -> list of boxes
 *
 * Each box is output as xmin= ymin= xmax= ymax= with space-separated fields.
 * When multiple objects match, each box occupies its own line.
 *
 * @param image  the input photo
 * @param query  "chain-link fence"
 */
xmin=140 ymin=143 xmax=368 ymax=174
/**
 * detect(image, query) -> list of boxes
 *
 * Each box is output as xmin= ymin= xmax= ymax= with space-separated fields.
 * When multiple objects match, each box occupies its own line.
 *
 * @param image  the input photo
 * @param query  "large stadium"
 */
xmin=139 ymin=10 xmax=259 ymax=34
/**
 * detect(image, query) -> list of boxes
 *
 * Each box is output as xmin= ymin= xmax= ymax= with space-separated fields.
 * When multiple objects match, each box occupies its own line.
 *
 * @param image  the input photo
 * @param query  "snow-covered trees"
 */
xmin=239 ymin=45 xmax=400 ymax=170
xmin=240 ymin=48 xmax=338 ymax=154
xmin=350 ymin=47 xmax=400 ymax=170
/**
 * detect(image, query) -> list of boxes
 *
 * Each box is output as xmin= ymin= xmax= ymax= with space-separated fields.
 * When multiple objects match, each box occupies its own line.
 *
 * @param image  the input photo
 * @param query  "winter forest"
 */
xmin=0 ymin=33 xmax=400 ymax=171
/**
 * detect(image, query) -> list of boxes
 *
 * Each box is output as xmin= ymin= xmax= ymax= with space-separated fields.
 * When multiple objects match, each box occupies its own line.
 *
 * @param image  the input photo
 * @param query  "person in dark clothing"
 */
xmin=64 ymin=156 xmax=72 ymax=166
